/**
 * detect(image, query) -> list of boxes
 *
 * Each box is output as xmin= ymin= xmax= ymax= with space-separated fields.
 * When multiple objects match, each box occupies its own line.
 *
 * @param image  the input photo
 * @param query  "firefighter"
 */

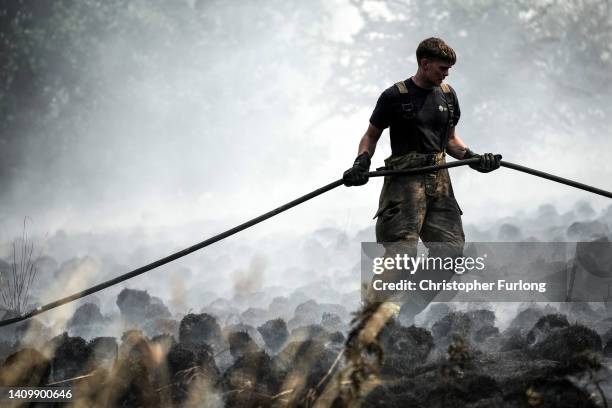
xmin=344 ymin=37 xmax=501 ymax=323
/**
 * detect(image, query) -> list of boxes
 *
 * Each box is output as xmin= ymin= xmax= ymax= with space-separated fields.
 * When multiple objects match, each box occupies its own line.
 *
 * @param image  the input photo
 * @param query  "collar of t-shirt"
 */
xmin=407 ymin=77 xmax=435 ymax=92
xmin=405 ymin=77 xmax=434 ymax=113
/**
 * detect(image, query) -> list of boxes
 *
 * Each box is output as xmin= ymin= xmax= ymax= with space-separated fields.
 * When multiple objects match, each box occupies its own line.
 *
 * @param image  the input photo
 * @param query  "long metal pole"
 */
xmin=1 ymin=158 xmax=610 ymax=327
xmin=500 ymin=161 xmax=612 ymax=199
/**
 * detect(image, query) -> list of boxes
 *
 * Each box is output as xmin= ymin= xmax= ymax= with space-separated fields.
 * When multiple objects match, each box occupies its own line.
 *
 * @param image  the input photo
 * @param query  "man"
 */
xmin=343 ymin=37 xmax=501 ymax=323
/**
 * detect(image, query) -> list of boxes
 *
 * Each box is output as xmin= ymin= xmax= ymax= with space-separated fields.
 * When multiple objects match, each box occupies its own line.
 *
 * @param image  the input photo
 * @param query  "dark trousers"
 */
xmin=372 ymin=152 xmax=465 ymax=323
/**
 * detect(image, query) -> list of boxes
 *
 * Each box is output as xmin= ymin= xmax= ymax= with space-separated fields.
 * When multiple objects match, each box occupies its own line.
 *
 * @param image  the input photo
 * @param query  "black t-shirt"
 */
xmin=369 ymin=78 xmax=461 ymax=155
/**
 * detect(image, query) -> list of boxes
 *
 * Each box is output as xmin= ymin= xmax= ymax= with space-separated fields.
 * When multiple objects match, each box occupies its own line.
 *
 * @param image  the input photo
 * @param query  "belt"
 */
xmin=377 ymin=151 xmax=445 ymax=171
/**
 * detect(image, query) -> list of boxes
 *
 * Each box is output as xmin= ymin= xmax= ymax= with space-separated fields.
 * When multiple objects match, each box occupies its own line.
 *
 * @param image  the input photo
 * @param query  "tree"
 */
xmin=0 ymin=219 xmax=39 ymax=314
xmin=325 ymin=0 xmax=612 ymax=150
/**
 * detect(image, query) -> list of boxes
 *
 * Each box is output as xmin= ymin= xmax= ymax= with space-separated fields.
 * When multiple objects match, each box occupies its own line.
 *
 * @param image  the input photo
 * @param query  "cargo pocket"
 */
xmin=373 ymin=200 xmax=402 ymax=220
xmin=375 ymin=200 xmax=410 ymax=243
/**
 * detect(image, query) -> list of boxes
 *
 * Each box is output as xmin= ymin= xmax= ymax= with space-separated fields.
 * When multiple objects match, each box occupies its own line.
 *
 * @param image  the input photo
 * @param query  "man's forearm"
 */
xmin=446 ymin=129 xmax=469 ymax=159
xmin=358 ymin=133 xmax=378 ymax=157
xmin=447 ymin=143 xmax=468 ymax=159
xmin=355 ymin=123 xmax=383 ymax=158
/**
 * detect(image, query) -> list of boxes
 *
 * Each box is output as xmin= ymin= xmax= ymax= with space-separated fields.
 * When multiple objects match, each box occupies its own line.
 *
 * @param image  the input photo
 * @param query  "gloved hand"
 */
xmin=464 ymin=149 xmax=502 ymax=173
xmin=343 ymin=152 xmax=371 ymax=186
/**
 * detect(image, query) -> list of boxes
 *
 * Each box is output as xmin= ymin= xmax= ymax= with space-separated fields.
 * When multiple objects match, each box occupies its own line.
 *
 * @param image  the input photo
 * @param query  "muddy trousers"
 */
xmin=372 ymin=152 xmax=465 ymax=324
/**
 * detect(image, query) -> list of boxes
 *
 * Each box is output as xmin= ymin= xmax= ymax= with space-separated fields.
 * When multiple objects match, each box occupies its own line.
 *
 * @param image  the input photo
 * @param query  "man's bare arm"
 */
xmin=447 ymin=127 xmax=502 ymax=172
xmin=357 ymin=123 xmax=383 ymax=157
xmin=446 ymin=127 xmax=469 ymax=159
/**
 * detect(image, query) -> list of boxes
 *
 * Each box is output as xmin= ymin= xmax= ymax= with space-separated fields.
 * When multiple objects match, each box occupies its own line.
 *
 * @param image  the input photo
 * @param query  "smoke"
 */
xmin=232 ymin=253 xmax=268 ymax=297
xmin=1 ymin=0 xmax=608 ymax=238
xmin=1 ymin=0 xmax=611 ymax=335
xmin=0 ymin=199 xmax=608 ymax=334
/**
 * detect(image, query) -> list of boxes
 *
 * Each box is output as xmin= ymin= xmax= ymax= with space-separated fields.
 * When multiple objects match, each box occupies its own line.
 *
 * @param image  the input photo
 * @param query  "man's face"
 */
xmin=421 ymin=58 xmax=452 ymax=85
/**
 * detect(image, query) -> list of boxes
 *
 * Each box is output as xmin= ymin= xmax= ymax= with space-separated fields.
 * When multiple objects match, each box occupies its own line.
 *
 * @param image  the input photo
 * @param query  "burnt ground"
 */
xmin=1 ymin=299 xmax=612 ymax=407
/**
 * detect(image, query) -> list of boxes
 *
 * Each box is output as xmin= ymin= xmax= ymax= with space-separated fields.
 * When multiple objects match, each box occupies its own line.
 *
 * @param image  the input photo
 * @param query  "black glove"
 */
xmin=464 ymin=149 xmax=502 ymax=173
xmin=343 ymin=152 xmax=371 ymax=186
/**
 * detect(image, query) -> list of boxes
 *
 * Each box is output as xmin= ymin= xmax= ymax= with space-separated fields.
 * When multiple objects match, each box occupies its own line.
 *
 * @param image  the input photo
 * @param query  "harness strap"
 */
xmin=395 ymin=80 xmax=454 ymax=151
xmin=439 ymin=82 xmax=455 ymax=152
xmin=395 ymin=81 xmax=408 ymax=94
xmin=395 ymin=81 xmax=415 ymax=120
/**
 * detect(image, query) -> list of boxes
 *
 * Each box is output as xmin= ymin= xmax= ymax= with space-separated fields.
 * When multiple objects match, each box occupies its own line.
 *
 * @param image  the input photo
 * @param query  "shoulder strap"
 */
xmin=438 ymin=82 xmax=455 ymax=152
xmin=395 ymin=81 xmax=408 ymax=94
xmin=394 ymin=80 xmax=415 ymax=119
